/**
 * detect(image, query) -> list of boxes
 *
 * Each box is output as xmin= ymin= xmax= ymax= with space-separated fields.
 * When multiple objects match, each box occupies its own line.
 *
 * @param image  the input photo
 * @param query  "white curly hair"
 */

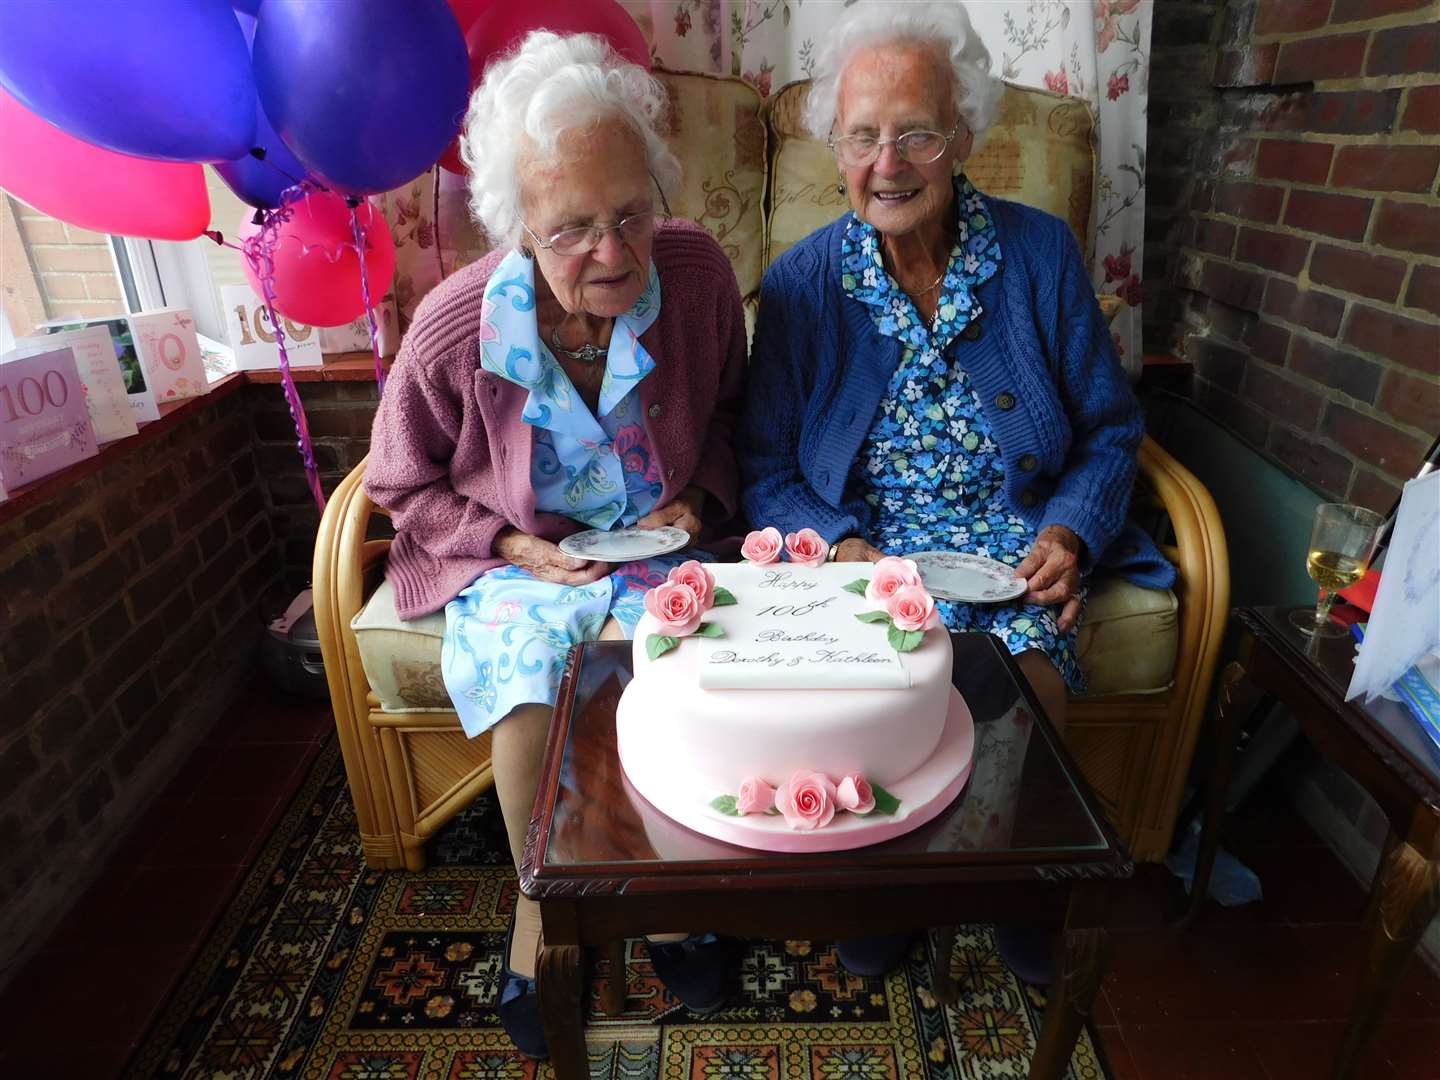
xmin=804 ymin=1 xmax=1003 ymax=146
xmin=460 ymin=31 xmax=680 ymax=248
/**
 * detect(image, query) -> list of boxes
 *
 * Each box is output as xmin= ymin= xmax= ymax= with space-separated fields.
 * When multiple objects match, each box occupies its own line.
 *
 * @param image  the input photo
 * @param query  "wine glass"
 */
xmin=1290 ymin=503 xmax=1384 ymax=637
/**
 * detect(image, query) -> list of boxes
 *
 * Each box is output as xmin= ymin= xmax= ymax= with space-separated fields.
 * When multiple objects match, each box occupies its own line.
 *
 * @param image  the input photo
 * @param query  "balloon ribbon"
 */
xmin=348 ymin=200 xmax=388 ymax=395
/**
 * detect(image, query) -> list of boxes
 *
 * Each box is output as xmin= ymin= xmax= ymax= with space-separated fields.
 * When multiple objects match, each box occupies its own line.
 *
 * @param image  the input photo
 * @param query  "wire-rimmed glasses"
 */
xmin=828 ymin=121 xmax=966 ymax=168
xmin=521 ymin=209 xmax=658 ymax=257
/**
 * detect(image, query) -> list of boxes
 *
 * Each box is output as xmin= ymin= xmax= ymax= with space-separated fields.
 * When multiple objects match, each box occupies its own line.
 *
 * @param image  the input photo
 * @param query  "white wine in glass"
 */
xmin=1292 ymin=503 xmax=1383 ymax=637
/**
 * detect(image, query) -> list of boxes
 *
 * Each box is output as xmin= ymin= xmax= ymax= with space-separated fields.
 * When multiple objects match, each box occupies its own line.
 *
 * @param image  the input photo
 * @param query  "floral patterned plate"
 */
xmin=557 ymin=526 xmax=692 ymax=563
xmin=908 ymin=550 xmax=1028 ymax=604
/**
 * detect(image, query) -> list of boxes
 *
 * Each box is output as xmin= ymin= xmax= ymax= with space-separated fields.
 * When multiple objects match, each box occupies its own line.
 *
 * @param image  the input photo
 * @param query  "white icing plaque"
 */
xmin=697 ymin=563 xmax=911 ymax=690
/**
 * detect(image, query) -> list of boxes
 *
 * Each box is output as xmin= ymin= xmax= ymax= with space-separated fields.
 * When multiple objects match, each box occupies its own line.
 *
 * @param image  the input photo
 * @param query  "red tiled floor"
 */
xmin=3 ymin=676 xmax=1439 ymax=1078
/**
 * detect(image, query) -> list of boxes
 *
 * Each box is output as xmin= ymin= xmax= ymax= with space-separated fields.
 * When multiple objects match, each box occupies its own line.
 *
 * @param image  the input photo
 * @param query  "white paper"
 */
xmin=696 ymin=565 xmax=912 ymax=689
xmin=37 ymin=315 xmax=160 ymax=424
xmin=9 ymin=326 xmax=137 ymax=443
xmin=1348 ymin=471 xmax=1440 ymax=703
xmin=221 ymin=284 xmax=323 ymax=370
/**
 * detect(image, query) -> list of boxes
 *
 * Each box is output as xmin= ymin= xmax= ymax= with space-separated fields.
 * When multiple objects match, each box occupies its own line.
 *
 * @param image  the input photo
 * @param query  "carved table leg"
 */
xmin=931 ymin=925 xmax=958 ymax=1005
xmin=600 ymin=939 xmax=627 ymax=1016
xmin=1179 ymin=660 xmax=1267 ymax=929
xmin=537 ymin=943 xmax=587 ymax=1078
xmin=1333 ymin=839 xmax=1440 ymax=1080
xmin=1030 ymin=926 xmax=1108 ymax=1080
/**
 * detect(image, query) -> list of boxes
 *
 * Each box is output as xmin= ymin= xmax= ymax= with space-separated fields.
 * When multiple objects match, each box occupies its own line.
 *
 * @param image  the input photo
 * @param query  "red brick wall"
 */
xmin=0 ymin=388 xmax=282 ymax=979
xmin=1147 ymin=0 xmax=1439 ymax=510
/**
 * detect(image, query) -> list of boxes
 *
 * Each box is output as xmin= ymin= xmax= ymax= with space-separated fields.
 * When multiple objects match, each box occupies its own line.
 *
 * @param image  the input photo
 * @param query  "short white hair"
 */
xmin=805 ymin=1 xmax=1003 ymax=145
xmin=460 ymin=31 xmax=680 ymax=248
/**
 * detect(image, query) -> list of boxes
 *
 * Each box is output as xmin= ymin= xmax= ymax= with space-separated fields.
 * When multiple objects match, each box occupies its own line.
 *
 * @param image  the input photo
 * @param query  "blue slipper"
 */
xmin=836 ymin=933 xmax=911 ymax=977
xmin=995 ymin=926 xmax=1054 ymax=987
xmin=647 ymin=933 xmax=734 ymax=1014
xmin=498 ymin=919 xmax=548 ymax=1059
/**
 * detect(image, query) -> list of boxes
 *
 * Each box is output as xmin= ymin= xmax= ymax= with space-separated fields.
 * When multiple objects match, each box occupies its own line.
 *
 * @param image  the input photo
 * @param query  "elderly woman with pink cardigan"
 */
xmin=364 ymin=32 xmax=745 ymax=1058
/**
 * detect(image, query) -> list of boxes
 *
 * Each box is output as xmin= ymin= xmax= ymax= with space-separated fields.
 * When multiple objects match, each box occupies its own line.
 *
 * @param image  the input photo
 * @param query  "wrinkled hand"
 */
xmin=637 ymin=485 xmax=706 ymax=542
xmin=494 ymin=527 xmax=609 ymax=586
xmin=834 ymin=537 xmax=886 ymax=563
xmin=1015 ymin=525 xmax=1085 ymax=633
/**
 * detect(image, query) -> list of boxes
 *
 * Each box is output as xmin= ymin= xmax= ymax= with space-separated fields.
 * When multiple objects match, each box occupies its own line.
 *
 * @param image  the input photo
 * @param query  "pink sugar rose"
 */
xmin=736 ymin=776 xmax=777 ymax=815
xmin=644 ymin=581 xmax=705 ymax=637
xmin=864 ymin=555 xmax=923 ymax=606
xmin=774 ymin=770 xmax=837 ymax=830
xmin=784 ymin=528 xmax=827 ymax=567
xmin=666 ymin=560 xmax=715 ymax=610
xmin=836 ymin=774 xmax=876 ymax=815
xmin=741 ymin=526 xmax=783 ymax=564
xmin=887 ymin=584 xmax=940 ymax=632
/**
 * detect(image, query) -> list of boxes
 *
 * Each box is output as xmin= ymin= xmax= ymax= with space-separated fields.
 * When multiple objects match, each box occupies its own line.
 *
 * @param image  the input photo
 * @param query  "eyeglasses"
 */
xmin=521 ymin=177 xmax=674 ymax=257
xmin=828 ymin=122 xmax=965 ymax=168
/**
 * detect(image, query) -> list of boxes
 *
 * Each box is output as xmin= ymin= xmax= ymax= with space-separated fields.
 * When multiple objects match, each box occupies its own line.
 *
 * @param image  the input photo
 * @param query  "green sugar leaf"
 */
xmin=711 ymin=586 xmax=738 ymax=607
xmin=887 ymin=625 xmax=924 ymax=652
xmin=869 ymin=782 xmax=901 ymax=815
xmin=646 ymin=634 xmax=679 ymax=660
xmin=694 ymin=622 xmax=725 ymax=638
xmin=842 ymin=579 xmax=870 ymax=597
xmin=855 ymin=610 xmax=892 ymax=625
xmin=710 ymin=795 xmax=741 ymax=816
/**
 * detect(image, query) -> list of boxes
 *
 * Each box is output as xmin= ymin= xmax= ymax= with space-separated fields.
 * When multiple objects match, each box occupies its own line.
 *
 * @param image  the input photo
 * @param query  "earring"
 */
xmin=836 ymin=177 xmax=847 ymax=195
xmin=519 ymin=244 xmax=534 ymax=259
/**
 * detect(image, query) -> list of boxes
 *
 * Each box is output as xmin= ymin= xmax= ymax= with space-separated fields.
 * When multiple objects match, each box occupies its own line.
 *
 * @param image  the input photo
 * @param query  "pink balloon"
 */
xmin=0 ymin=87 xmax=209 ymax=241
xmin=439 ymin=0 xmax=650 ymax=175
xmin=238 ymin=191 xmax=397 ymax=328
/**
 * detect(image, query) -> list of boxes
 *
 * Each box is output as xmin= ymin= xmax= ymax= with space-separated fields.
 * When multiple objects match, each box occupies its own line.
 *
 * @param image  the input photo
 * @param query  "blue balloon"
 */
xmin=254 ymin=0 xmax=469 ymax=196
xmin=0 ymin=0 xmax=257 ymax=163
xmin=213 ymin=12 xmax=312 ymax=209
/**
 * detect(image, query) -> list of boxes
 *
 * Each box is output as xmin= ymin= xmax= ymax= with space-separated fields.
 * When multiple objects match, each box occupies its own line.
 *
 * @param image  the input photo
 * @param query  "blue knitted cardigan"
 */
xmin=737 ymin=195 xmax=1175 ymax=590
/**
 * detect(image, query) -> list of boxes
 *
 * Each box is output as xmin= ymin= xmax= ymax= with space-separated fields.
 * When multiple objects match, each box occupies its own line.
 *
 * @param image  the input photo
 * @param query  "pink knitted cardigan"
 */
xmin=365 ymin=220 xmax=747 ymax=619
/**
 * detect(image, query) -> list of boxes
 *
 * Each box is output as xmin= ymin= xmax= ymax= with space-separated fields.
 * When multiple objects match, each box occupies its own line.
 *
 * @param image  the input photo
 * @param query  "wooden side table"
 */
xmin=1184 ymin=606 xmax=1440 ymax=1080
xmin=521 ymin=635 xmax=1133 ymax=1079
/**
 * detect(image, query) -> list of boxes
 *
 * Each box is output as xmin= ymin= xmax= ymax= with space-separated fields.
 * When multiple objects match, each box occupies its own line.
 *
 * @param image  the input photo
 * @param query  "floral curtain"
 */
xmin=383 ymin=0 xmax=1151 ymax=371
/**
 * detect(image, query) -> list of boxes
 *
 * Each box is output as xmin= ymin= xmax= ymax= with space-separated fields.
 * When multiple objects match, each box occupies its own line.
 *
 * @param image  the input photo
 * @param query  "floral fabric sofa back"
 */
xmin=654 ymin=70 xmax=1097 ymax=315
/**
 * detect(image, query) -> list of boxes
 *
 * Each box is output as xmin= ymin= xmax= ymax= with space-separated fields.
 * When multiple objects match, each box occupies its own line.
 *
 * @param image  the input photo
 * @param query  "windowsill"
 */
xmin=0 ymin=352 xmax=391 ymax=526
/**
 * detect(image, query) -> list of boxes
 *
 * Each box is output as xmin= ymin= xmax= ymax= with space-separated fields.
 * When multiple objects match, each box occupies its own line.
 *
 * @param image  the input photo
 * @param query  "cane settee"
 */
xmin=314 ymin=72 xmax=1229 ymax=871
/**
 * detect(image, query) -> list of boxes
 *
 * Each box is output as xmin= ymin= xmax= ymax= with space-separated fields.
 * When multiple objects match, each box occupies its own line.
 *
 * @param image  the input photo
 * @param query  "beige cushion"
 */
xmin=351 ymin=579 xmax=454 ymax=713
xmin=765 ymin=79 xmax=1097 ymax=267
xmin=656 ymin=69 xmax=768 ymax=303
xmin=353 ymin=570 xmax=1177 ymax=713
xmin=1075 ymin=579 xmax=1179 ymax=696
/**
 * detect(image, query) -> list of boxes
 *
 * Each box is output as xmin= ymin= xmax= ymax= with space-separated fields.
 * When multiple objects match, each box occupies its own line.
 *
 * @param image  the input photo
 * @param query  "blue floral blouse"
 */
xmin=478 ymin=248 xmax=663 ymax=527
xmin=841 ymin=174 xmax=1085 ymax=691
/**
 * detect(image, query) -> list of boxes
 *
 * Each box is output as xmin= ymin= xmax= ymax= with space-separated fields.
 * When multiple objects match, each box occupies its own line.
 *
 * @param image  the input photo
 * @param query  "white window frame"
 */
xmin=117 ymin=235 xmax=231 ymax=344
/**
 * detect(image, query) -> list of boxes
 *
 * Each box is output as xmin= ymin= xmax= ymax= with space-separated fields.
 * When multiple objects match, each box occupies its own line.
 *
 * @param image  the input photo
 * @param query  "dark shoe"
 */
xmin=995 ymin=926 xmax=1054 ymax=987
xmin=498 ymin=918 xmax=548 ymax=1059
xmin=647 ymin=933 xmax=734 ymax=1014
xmin=836 ymin=933 xmax=910 ymax=977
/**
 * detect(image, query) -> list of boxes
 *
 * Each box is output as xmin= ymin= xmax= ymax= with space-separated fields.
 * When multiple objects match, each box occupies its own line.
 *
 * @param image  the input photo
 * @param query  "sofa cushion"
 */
xmin=655 ymin=70 xmax=768 ymax=304
xmin=765 ymin=79 xmax=1096 ymax=267
xmin=1075 ymin=578 xmax=1179 ymax=696
xmin=353 ymin=570 xmax=1178 ymax=712
xmin=351 ymin=579 xmax=455 ymax=713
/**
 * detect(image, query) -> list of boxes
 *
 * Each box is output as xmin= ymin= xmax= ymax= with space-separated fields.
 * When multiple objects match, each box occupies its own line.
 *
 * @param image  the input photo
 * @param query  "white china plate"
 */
xmin=908 ymin=550 xmax=1028 ymax=603
xmin=557 ymin=526 xmax=691 ymax=562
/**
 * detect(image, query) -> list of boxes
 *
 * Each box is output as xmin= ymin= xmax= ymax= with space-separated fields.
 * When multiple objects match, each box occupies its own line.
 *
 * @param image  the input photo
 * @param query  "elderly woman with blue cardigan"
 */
xmin=739 ymin=2 xmax=1173 ymax=736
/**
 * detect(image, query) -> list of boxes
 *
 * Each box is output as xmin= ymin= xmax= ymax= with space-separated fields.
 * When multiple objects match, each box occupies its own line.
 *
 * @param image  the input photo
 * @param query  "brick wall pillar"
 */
xmin=1147 ymin=0 xmax=1440 ymax=509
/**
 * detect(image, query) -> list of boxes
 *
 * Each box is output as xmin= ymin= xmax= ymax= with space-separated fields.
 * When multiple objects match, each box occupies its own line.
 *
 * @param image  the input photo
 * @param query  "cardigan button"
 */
xmin=962 ymin=321 xmax=982 ymax=341
xmin=1019 ymin=489 xmax=1039 ymax=509
xmin=1018 ymin=453 xmax=1037 ymax=472
xmin=648 ymin=403 xmax=663 ymax=418
xmin=995 ymin=391 xmax=1016 ymax=411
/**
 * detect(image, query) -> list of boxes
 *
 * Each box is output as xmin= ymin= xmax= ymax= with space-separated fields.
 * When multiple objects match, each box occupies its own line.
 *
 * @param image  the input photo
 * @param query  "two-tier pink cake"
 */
xmin=616 ymin=559 xmax=975 ymax=852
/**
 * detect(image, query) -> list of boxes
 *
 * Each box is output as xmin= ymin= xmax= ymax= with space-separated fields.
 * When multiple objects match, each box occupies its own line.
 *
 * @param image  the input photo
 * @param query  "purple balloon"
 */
xmin=254 ymin=0 xmax=469 ymax=196
xmin=0 ymin=0 xmax=256 ymax=162
xmin=213 ymin=11 xmax=313 ymax=209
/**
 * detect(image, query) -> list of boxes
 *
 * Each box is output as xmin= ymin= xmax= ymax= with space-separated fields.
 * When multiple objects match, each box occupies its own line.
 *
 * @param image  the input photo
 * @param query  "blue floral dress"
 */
xmin=441 ymin=250 xmax=701 ymax=737
xmin=841 ymin=175 xmax=1085 ymax=691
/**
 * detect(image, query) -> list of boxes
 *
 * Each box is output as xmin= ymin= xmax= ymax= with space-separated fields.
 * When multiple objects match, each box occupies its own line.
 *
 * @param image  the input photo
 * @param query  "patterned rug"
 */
xmin=126 ymin=740 xmax=1114 ymax=1080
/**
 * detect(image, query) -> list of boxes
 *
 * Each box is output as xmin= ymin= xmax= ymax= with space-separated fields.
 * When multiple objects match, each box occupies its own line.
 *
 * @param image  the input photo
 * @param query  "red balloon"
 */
xmin=438 ymin=0 xmax=650 ymax=175
xmin=238 ymin=191 xmax=397 ymax=328
xmin=0 ymin=88 xmax=209 ymax=241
